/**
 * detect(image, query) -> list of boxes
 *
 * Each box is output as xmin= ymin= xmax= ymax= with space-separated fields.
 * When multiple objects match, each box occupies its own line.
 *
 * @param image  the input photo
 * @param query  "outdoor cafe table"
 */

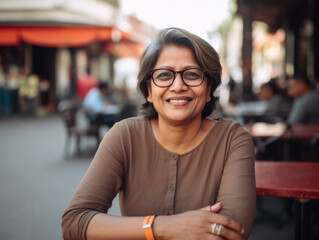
xmin=255 ymin=160 xmax=319 ymax=240
xmin=248 ymin=123 xmax=319 ymax=160
xmin=248 ymin=122 xmax=319 ymax=140
xmin=86 ymin=105 xmax=120 ymax=138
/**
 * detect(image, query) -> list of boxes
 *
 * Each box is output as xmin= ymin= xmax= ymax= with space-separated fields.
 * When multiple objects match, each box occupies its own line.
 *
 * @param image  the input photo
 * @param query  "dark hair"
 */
xmin=290 ymin=73 xmax=314 ymax=89
xmin=137 ymin=27 xmax=222 ymax=119
xmin=262 ymin=78 xmax=279 ymax=94
xmin=98 ymin=82 xmax=109 ymax=89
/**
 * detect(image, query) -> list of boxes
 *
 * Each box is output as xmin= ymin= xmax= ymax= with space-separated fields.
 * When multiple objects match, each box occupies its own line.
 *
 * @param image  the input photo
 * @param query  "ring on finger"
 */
xmin=211 ymin=223 xmax=223 ymax=236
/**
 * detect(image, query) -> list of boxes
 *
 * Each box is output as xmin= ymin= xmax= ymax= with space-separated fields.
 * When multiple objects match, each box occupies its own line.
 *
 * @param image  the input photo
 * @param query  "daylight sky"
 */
xmin=119 ymin=0 xmax=231 ymax=43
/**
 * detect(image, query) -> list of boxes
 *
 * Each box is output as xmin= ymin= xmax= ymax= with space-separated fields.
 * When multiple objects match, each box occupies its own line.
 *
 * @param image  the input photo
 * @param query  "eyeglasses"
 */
xmin=149 ymin=67 xmax=206 ymax=87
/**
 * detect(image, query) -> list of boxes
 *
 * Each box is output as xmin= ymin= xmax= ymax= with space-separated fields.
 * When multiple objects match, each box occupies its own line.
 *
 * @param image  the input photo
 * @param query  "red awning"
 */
xmin=0 ymin=26 xmax=131 ymax=47
xmin=0 ymin=28 xmax=20 ymax=46
xmin=105 ymin=41 xmax=146 ymax=59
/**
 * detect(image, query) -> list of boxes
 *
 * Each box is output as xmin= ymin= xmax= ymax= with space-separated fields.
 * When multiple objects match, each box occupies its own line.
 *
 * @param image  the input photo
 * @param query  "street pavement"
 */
xmin=0 ymin=114 xmax=120 ymax=240
xmin=0 ymin=114 xmax=293 ymax=240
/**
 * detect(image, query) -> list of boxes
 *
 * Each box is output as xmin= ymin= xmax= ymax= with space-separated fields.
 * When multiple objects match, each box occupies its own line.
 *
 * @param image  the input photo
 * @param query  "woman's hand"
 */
xmin=208 ymin=203 xmax=245 ymax=239
xmin=153 ymin=203 xmax=245 ymax=240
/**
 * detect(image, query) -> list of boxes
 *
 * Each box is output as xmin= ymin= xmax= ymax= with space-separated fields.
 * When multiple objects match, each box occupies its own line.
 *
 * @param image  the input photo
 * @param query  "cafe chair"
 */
xmin=254 ymin=123 xmax=292 ymax=160
xmin=119 ymin=102 xmax=138 ymax=120
xmin=58 ymin=100 xmax=99 ymax=157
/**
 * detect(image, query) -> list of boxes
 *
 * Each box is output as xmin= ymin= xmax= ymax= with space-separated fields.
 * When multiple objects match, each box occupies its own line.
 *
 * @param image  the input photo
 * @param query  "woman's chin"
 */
xmin=162 ymin=112 xmax=196 ymax=124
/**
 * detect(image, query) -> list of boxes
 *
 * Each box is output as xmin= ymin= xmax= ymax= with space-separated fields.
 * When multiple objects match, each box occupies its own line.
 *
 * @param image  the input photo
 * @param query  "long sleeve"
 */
xmin=61 ymin=123 xmax=125 ymax=240
xmin=217 ymin=123 xmax=256 ymax=239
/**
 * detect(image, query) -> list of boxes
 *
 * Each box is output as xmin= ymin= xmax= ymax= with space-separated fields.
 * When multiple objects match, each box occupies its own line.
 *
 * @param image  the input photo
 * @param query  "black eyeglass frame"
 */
xmin=149 ymin=67 xmax=206 ymax=87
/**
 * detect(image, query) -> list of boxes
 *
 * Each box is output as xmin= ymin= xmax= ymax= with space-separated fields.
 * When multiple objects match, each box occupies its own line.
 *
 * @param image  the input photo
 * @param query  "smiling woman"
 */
xmin=138 ymin=28 xmax=222 ymax=120
xmin=62 ymin=27 xmax=256 ymax=240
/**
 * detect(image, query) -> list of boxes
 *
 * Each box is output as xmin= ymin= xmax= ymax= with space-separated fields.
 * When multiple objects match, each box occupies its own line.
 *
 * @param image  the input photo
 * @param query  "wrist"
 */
xmin=143 ymin=215 xmax=157 ymax=240
xmin=152 ymin=215 xmax=169 ymax=240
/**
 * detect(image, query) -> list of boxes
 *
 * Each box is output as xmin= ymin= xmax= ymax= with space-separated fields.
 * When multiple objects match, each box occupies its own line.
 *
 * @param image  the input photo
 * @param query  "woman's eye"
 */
xmin=184 ymin=71 xmax=201 ymax=79
xmin=155 ymin=71 xmax=173 ymax=80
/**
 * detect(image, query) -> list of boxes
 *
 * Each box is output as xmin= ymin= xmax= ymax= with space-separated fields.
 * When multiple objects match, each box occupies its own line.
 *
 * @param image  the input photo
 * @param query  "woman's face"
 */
xmin=147 ymin=45 xmax=211 ymax=124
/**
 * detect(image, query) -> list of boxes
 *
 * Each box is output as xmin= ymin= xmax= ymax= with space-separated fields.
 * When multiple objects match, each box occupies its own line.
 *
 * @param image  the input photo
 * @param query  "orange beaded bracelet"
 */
xmin=142 ymin=215 xmax=156 ymax=240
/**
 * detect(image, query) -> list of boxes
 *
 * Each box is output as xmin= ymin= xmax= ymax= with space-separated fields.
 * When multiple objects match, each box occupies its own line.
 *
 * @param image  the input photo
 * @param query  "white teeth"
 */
xmin=169 ymin=99 xmax=188 ymax=103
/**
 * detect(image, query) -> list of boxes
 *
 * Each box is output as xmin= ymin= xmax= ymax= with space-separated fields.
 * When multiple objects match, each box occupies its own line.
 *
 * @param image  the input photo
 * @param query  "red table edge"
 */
xmin=255 ymin=161 xmax=319 ymax=199
xmin=256 ymin=187 xmax=319 ymax=199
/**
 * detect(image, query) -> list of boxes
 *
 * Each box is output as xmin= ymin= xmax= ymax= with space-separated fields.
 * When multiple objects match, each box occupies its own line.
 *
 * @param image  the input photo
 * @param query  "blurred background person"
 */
xmin=228 ymin=76 xmax=242 ymax=105
xmin=6 ymin=65 xmax=20 ymax=90
xmin=0 ymin=65 xmax=20 ymax=116
xmin=83 ymin=82 xmax=113 ymax=112
xmin=18 ymin=66 xmax=39 ymax=116
xmin=283 ymin=74 xmax=319 ymax=162
xmin=286 ymin=74 xmax=319 ymax=125
xmin=38 ymin=77 xmax=53 ymax=115
xmin=76 ymin=68 xmax=98 ymax=101
xmin=258 ymin=78 xmax=291 ymax=123
xmin=83 ymin=82 xmax=120 ymax=128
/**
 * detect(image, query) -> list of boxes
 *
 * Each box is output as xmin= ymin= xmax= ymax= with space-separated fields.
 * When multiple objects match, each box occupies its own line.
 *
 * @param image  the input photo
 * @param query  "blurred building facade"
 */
xmin=0 ymin=0 xmax=150 ymax=116
xmin=224 ymin=0 xmax=318 ymax=100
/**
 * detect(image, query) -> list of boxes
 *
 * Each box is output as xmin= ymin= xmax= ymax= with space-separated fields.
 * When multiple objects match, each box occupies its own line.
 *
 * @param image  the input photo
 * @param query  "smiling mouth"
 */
xmin=168 ymin=99 xmax=190 ymax=103
xmin=166 ymin=97 xmax=193 ymax=104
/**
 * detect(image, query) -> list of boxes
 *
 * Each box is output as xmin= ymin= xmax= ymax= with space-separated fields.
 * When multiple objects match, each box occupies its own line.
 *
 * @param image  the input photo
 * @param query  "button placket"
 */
xmin=165 ymin=154 xmax=178 ymax=215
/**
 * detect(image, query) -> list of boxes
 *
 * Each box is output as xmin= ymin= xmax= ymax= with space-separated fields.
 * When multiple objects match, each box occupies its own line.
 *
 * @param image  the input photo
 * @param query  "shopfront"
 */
xmin=0 ymin=26 xmax=133 ymax=116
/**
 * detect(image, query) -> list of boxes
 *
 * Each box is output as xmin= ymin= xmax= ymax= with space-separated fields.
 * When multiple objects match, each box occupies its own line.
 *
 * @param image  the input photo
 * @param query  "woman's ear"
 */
xmin=147 ymin=85 xmax=153 ymax=103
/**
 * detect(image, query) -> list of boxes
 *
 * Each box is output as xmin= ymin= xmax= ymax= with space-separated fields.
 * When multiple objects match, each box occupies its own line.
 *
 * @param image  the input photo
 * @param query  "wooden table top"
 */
xmin=255 ymin=161 xmax=319 ymax=199
xmin=249 ymin=123 xmax=319 ymax=140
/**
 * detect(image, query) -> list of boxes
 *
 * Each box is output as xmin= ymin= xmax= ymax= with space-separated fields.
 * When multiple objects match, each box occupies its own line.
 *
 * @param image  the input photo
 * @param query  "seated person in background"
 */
xmin=258 ymin=78 xmax=291 ymax=122
xmin=286 ymin=74 xmax=319 ymax=125
xmin=83 ymin=82 xmax=119 ymax=127
xmin=76 ymin=68 xmax=98 ymax=101
xmin=83 ymin=82 xmax=111 ymax=112
xmin=253 ymin=75 xmax=319 ymax=161
xmin=285 ymin=74 xmax=319 ymax=161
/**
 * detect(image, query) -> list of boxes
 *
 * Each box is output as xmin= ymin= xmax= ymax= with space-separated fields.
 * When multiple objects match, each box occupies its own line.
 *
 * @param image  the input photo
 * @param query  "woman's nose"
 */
xmin=169 ymin=74 xmax=188 ymax=91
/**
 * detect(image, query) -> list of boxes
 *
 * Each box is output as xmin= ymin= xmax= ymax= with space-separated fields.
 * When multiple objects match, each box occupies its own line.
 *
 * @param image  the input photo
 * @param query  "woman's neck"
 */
xmin=150 ymin=117 xmax=215 ymax=154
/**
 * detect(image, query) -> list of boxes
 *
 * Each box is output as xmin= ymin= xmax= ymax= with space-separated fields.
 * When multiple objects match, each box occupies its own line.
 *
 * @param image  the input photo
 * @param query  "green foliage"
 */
xmin=216 ymin=0 xmax=238 ymax=38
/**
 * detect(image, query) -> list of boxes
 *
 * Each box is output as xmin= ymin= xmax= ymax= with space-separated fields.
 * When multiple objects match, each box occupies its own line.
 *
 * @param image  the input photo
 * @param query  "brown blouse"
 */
xmin=62 ymin=117 xmax=256 ymax=239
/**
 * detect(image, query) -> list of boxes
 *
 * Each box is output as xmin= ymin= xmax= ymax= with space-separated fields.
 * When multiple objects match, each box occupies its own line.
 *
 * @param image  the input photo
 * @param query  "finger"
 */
xmin=217 ymin=225 xmax=244 ymax=240
xmin=199 ymin=205 xmax=212 ymax=212
xmin=199 ymin=202 xmax=222 ymax=213
xmin=210 ymin=202 xmax=222 ymax=213
xmin=209 ymin=214 xmax=244 ymax=235
xmin=205 ymin=232 xmax=223 ymax=240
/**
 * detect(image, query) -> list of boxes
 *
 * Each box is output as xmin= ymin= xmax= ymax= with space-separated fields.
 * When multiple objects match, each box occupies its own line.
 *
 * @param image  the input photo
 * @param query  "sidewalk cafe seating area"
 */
xmin=247 ymin=119 xmax=319 ymax=240
xmin=58 ymin=100 xmax=99 ymax=157
xmin=57 ymin=99 xmax=138 ymax=157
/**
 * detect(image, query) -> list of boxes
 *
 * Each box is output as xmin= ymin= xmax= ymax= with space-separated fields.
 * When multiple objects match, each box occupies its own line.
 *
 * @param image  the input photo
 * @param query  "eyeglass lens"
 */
xmin=152 ymin=68 xmax=204 ymax=87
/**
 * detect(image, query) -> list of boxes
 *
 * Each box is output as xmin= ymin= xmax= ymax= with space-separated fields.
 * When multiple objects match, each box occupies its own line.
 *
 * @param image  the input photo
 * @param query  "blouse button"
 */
xmin=173 ymin=154 xmax=178 ymax=160
xmin=169 ymin=184 xmax=175 ymax=191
